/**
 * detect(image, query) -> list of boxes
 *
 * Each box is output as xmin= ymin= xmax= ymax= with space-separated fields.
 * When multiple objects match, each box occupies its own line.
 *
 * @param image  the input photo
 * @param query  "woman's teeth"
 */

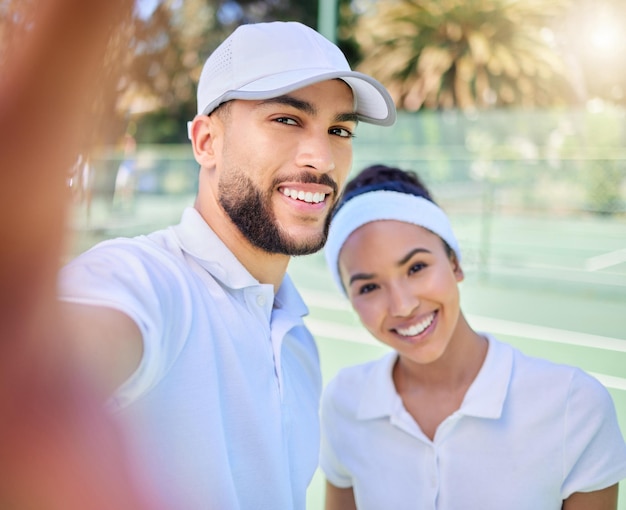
xmin=396 ymin=313 xmax=435 ymax=337
xmin=281 ymin=187 xmax=326 ymax=204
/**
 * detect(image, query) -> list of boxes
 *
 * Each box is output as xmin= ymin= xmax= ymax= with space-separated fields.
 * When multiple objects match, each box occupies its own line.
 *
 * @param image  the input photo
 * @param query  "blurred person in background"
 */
xmin=57 ymin=21 xmax=395 ymax=510
xmin=113 ymin=132 xmax=138 ymax=211
xmin=321 ymin=164 xmax=626 ymax=510
xmin=68 ymin=153 xmax=95 ymax=221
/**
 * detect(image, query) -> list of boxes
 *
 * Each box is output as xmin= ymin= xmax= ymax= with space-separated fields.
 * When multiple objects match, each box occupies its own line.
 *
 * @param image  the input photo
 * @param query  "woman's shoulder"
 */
xmin=327 ymin=352 xmax=395 ymax=389
xmin=490 ymin=335 xmax=612 ymax=406
xmin=322 ymin=352 xmax=397 ymax=415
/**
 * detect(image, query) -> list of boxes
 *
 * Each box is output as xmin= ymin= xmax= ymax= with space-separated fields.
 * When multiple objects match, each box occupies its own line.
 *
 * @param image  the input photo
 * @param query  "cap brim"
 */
xmin=202 ymin=68 xmax=396 ymax=126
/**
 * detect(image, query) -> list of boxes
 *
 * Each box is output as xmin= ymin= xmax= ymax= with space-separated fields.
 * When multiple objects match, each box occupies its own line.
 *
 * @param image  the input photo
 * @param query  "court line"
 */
xmin=301 ymin=288 xmax=626 ymax=391
xmin=301 ymin=288 xmax=626 ymax=354
xmin=465 ymin=315 xmax=626 ymax=353
xmin=585 ymin=248 xmax=626 ymax=272
xmin=589 ymin=373 xmax=626 ymax=392
xmin=305 ymin=317 xmax=378 ymax=346
xmin=304 ymin=318 xmax=626 ymax=391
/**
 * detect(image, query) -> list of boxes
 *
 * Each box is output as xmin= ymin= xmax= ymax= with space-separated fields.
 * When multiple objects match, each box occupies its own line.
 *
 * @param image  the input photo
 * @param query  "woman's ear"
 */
xmin=450 ymin=251 xmax=464 ymax=282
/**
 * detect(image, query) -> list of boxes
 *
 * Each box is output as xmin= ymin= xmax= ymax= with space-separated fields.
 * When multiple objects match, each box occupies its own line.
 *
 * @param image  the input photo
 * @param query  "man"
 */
xmin=59 ymin=21 xmax=395 ymax=509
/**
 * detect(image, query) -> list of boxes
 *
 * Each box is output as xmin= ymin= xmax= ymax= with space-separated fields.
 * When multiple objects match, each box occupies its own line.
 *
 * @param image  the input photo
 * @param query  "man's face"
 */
xmin=215 ymin=80 xmax=356 ymax=255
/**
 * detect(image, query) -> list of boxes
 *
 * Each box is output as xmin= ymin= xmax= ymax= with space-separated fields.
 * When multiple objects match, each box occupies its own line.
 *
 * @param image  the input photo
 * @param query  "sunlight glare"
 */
xmin=587 ymin=13 xmax=623 ymax=57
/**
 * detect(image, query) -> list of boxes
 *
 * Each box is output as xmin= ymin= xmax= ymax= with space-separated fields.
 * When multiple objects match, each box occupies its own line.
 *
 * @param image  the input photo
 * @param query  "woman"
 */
xmin=321 ymin=164 xmax=626 ymax=510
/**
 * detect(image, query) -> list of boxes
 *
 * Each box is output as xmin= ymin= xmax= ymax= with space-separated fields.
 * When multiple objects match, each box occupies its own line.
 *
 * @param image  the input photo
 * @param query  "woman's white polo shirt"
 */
xmin=321 ymin=334 xmax=626 ymax=509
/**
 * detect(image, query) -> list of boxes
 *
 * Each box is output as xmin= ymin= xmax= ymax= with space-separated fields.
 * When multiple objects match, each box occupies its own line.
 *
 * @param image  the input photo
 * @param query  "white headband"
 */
xmin=324 ymin=190 xmax=461 ymax=295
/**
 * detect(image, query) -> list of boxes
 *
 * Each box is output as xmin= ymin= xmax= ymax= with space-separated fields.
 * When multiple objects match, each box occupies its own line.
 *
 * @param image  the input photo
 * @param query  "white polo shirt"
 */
xmin=321 ymin=334 xmax=626 ymax=510
xmin=59 ymin=207 xmax=321 ymax=510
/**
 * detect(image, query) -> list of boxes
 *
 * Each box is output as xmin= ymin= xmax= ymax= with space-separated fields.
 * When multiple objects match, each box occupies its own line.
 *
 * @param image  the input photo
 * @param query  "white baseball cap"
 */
xmin=195 ymin=21 xmax=396 ymax=126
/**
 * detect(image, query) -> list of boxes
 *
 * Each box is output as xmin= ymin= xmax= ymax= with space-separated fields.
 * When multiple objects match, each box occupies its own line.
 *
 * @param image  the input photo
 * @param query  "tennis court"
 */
xmin=67 ymin=124 xmax=626 ymax=507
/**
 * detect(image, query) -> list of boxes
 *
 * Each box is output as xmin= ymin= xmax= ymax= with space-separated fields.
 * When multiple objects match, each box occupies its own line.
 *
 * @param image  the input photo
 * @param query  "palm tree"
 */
xmin=347 ymin=0 xmax=575 ymax=110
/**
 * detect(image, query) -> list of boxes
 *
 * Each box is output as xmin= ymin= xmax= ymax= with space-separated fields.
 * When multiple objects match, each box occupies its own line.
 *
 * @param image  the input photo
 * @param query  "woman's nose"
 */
xmin=387 ymin=283 xmax=420 ymax=318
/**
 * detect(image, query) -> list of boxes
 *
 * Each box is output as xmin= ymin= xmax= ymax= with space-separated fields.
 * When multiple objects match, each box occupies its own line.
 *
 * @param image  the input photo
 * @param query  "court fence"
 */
xmin=69 ymin=107 xmax=626 ymax=298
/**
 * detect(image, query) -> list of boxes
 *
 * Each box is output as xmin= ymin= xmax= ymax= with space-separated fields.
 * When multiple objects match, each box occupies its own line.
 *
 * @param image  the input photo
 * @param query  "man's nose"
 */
xmin=295 ymin=130 xmax=336 ymax=174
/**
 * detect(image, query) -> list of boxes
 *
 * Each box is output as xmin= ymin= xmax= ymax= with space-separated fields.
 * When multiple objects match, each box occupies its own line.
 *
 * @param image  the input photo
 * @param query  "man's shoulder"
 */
xmin=59 ymin=227 xmax=199 ymax=301
xmin=69 ymin=227 xmax=180 ymax=267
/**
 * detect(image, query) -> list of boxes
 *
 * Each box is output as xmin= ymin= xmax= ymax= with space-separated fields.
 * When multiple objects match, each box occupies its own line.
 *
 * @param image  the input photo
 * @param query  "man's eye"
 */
xmin=275 ymin=117 xmax=298 ymax=126
xmin=330 ymin=127 xmax=354 ymax=138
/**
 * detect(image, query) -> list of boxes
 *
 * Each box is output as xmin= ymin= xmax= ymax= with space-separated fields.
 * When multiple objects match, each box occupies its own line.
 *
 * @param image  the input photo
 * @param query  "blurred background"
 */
xmin=14 ymin=0 xmax=619 ymax=263
xmin=2 ymin=0 xmax=625 ymax=507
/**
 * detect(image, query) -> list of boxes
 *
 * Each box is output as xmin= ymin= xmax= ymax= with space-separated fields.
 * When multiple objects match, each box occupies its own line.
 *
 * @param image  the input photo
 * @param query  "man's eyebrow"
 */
xmin=258 ymin=95 xmax=358 ymax=124
xmin=336 ymin=112 xmax=359 ymax=124
xmin=258 ymin=95 xmax=316 ymax=115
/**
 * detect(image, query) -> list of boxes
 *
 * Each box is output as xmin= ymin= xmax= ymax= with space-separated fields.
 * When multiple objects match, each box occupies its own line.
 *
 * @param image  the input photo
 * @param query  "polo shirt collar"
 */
xmin=357 ymin=351 xmax=400 ymax=420
xmin=459 ymin=333 xmax=512 ymax=419
xmin=172 ymin=208 xmax=309 ymax=317
xmin=356 ymin=334 xmax=513 ymax=421
xmin=274 ymin=272 xmax=308 ymax=317
xmin=171 ymin=207 xmax=258 ymax=289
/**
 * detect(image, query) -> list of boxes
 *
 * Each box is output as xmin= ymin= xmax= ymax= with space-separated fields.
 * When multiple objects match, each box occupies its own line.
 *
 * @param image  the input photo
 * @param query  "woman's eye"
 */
xmin=330 ymin=127 xmax=354 ymax=138
xmin=408 ymin=262 xmax=427 ymax=275
xmin=358 ymin=283 xmax=378 ymax=295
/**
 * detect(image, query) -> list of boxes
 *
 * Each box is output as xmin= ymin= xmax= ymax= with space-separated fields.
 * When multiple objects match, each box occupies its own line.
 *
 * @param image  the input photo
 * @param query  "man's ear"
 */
xmin=189 ymin=115 xmax=220 ymax=168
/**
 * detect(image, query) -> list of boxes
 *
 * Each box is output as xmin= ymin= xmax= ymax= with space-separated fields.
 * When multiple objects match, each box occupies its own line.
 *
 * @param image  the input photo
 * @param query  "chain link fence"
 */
xmin=67 ymin=108 xmax=626 ymax=296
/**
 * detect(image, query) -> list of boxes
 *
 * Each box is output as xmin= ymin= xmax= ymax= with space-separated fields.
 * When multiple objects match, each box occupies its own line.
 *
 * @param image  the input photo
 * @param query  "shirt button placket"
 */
xmin=426 ymin=445 xmax=439 ymax=509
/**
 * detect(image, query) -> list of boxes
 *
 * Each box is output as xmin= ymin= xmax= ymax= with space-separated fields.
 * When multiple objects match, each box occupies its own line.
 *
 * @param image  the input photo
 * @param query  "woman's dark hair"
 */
xmin=335 ymin=164 xmax=435 ymax=215
xmin=334 ymin=164 xmax=454 ymax=259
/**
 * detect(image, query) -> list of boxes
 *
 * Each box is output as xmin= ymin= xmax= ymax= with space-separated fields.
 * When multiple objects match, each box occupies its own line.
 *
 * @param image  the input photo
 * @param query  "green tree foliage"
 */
xmin=1 ymin=0 xmax=318 ymax=145
xmin=345 ymin=0 xmax=577 ymax=111
xmin=126 ymin=0 xmax=318 ymax=143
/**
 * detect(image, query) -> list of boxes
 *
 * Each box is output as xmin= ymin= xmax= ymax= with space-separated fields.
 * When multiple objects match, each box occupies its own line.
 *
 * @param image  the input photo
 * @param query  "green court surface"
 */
xmin=68 ymin=193 xmax=626 ymax=509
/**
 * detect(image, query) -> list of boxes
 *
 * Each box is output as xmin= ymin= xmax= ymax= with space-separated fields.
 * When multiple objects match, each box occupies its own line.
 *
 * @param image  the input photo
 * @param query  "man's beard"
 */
xmin=218 ymin=169 xmax=338 ymax=256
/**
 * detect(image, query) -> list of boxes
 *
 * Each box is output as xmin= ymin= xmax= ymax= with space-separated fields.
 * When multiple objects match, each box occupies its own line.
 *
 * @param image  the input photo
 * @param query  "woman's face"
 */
xmin=338 ymin=219 xmax=464 ymax=365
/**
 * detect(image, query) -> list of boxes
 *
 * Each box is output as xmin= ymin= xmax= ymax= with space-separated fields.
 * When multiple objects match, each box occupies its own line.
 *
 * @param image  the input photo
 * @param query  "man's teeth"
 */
xmin=396 ymin=313 xmax=435 ymax=337
xmin=281 ymin=187 xmax=326 ymax=204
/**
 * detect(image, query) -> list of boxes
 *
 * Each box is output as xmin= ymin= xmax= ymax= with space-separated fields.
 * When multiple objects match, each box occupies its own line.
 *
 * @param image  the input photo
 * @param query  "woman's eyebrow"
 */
xmin=348 ymin=249 xmax=432 ymax=285
xmin=397 ymin=248 xmax=431 ymax=266
xmin=349 ymin=272 xmax=375 ymax=286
